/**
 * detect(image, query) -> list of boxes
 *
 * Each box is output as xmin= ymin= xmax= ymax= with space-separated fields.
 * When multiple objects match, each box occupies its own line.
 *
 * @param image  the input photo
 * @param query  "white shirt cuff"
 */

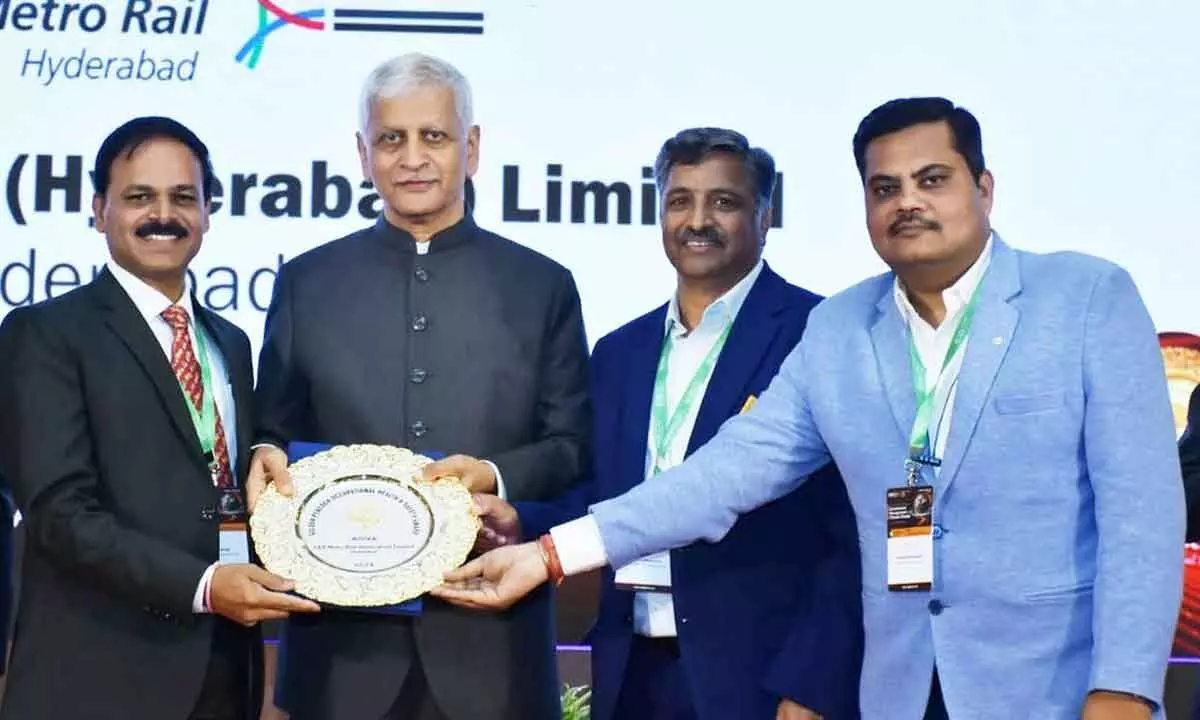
xmin=550 ymin=516 xmax=608 ymax=576
xmin=483 ymin=460 xmax=507 ymax=500
xmin=192 ymin=562 xmax=219 ymax=613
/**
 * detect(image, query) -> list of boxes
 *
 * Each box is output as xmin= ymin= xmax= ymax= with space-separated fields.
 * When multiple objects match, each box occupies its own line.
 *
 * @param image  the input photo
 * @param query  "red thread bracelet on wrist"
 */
xmin=538 ymin=534 xmax=564 ymax=586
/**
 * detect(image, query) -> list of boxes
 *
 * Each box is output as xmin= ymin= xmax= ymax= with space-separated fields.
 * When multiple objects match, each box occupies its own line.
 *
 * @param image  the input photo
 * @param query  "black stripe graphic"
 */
xmin=333 ymin=9 xmax=484 ymax=21
xmin=333 ymin=22 xmax=484 ymax=33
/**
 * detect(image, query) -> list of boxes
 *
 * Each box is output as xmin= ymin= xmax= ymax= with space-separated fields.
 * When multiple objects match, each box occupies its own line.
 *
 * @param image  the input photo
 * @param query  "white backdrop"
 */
xmin=2 ymin=0 xmax=1198 ymax=356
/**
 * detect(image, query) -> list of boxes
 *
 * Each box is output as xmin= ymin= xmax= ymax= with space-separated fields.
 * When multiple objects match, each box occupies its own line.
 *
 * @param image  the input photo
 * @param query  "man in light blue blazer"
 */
xmin=427 ymin=97 xmax=1185 ymax=720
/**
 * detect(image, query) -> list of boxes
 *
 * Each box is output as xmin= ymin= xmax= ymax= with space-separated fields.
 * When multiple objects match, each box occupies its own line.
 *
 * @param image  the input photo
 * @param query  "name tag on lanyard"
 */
xmin=217 ymin=483 xmax=250 ymax=565
xmin=888 ymin=278 xmax=983 ymax=592
xmin=887 ymin=480 xmax=934 ymax=591
xmin=615 ymin=552 xmax=672 ymax=591
xmin=186 ymin=326 xmax=249 ymax=565
xmin=615 ymin=320 xmax=731 ymax=594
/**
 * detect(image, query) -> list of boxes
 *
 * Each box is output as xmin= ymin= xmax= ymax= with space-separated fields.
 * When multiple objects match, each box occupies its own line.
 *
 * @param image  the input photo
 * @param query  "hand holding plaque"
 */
xmin=250 ymin=444 xmax=480 ymax=607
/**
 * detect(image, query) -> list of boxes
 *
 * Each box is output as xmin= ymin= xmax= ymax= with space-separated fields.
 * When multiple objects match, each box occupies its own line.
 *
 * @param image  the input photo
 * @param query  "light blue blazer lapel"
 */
xmin=938 ymin=238 xmax=1022 ymax=489
xmin=870 ymin=278 xmax=917 ymax=448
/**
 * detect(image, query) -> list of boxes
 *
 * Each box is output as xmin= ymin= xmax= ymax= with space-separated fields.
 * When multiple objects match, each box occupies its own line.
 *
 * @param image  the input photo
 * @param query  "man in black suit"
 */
xmin=0 ymin=116 xmax=319 ymax=720
xmin=249 ymin=52 xmax=590 ymax=720
xmin=0 ymin=487 xmax=11 ymax=676
xmin=1180 ymin=384 xmax=1200 ymax=541
xmin=1177 ymin=385 xmax=1200 ymax=720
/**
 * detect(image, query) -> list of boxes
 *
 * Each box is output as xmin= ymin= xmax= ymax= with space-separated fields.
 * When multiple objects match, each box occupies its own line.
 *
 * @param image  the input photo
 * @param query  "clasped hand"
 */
xmin=209 ymin=564 xmax=320 ymax=626
xmin=420 ymin=457 xmax=548 ymax=609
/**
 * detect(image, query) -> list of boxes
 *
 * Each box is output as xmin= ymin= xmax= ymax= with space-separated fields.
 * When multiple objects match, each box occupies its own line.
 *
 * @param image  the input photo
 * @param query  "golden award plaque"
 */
xmin=249 ymin=444 xmax=480 ymax=607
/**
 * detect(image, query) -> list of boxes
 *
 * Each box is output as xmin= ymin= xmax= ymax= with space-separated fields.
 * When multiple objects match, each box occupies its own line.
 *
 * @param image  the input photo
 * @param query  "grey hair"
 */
xmin=358 ymin=53 xmax=474 ymax=135
xmin=654 ymin=127 xmax=777 ymax=218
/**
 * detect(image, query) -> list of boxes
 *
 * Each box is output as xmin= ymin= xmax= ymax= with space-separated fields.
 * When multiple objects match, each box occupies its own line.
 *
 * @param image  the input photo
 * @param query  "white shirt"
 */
xmin=107 ymin=262 xmax=237 ymax=613
xmin=551 ymin=238 xmax=995 ymax=579
xmin=629 ymin=260 xmax=763 ymax=637
xmin=893 ymin=234 xmax=994 ymax=464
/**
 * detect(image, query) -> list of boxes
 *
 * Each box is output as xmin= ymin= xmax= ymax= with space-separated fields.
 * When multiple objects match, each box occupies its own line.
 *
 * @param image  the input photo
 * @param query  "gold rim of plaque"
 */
xmin=249 ymin=444 xmax=480 ymax=607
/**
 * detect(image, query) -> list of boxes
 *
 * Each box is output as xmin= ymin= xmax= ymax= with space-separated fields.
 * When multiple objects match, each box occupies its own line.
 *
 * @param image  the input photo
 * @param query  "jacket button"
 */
xmin=414 ymin=267 xmax=430 ymax=282
xmin=411 ymin=315 xmax=428 ymax=332
xmin=932 ymin=524 xmax=944 ymax=539
xmin=928 ymin=599 xmax=944 ymax=615
xmin=410 ymin=421 xmax=428 ymax=438
xmin=410 ymin=368 xmax=428 ymax=384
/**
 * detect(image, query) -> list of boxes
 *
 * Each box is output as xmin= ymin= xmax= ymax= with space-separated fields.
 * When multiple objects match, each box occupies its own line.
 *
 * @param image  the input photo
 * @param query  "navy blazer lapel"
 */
xmin=91 ymin=269 xmax=208 ymax=472
xmin=614 ymin=312 xmax=665 ymax=495
xmin=688 ymin=266 xmax=790 ymax=453
xmin=870 ymin=279 xmax=918 ymax=447
xmin=938 ymin=239 xmax=1021 ymax=489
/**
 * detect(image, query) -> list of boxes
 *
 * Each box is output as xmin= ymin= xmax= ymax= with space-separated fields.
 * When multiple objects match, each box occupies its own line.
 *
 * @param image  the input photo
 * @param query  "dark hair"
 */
xmin=653 ymin=127 xmax=776 ymax=213
xmin=92 ymin=116 xmax=216 ymax=201
xmin=852 ymin=97 xmax=985 ymax=182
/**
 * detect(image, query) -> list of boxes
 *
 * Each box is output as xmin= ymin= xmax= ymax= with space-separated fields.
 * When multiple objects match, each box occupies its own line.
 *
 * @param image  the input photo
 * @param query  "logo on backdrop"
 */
xmin=0 ymin=0 xmax=210 ymax=85
xmin=0 ymin=1 xmax=484 ymax=84
xmin=236 ymin=2 xmax=485 ymax=70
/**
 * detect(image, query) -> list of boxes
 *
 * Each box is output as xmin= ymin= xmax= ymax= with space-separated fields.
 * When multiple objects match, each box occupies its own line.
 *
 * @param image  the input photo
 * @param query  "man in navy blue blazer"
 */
xmin=463 ymin=128 xmax=863 ymax=720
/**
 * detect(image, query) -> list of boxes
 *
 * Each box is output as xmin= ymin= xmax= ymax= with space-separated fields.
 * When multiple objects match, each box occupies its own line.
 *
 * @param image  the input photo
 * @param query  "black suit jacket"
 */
xmin=0 ymin=269 xmax=263 ymax=719
xmin=257 ymin=215 xmax=591 ymax=720
xmin=1179 ymin=383 xmax=1200 ymax=541
xmin=0 ymin=486 xmax=11 ymax=676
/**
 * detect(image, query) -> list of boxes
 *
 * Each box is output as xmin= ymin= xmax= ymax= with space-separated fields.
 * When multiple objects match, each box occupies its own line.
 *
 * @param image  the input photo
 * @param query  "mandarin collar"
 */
xmin=371 ymin=213 xmax=478 ymax=254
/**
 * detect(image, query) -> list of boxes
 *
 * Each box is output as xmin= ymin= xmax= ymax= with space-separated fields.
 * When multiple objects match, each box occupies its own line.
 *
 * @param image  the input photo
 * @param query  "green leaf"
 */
xmin=560 ymin=683 xmax=592 ymax=720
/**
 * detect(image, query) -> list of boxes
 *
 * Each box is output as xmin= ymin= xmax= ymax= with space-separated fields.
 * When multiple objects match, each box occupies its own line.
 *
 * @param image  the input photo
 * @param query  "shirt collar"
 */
xmin=106 ymin=261 xmax=196 ymax=327
xmin=665 ymin=259 xmax=765 ymax=337
xmin=894 ymin=232 xmax=994 ymax=330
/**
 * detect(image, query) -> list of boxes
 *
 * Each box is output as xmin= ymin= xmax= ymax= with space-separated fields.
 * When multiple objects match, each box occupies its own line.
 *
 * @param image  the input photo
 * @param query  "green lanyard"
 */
xmin=905 ymin=284 xmax=983 ymax=465
xmin=178 ymin=318 xmax=219 ymax=467
xmin=650 ymin=320 xmax=733 ymax=474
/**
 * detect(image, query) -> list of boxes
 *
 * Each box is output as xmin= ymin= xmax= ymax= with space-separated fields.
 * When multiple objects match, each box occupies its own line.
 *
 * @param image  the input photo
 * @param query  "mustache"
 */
xmin=135 ymin=220 xmax=188 ymax=239
xmin=889 ymin=212 xmax=941 ymax=236
xmin=677 ymin=226 xmax=725 ymax=245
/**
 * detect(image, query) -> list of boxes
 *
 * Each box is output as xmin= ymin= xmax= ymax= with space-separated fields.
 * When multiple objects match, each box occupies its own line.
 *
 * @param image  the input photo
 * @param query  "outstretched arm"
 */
xmin=433 ymin=336 xmax=832 ymax=609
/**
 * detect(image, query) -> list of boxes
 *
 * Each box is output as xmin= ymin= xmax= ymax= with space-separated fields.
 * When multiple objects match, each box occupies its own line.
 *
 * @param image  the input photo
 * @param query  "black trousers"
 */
xmin=612 ymin=636 xmax=697 ymax=720
xmin=923 ymin=667 xmax=949 ymax=720
xmin=188 ymin=621 xmax=252 ymax=720
xmin=385 ymin=654 xmax=449 ymax=720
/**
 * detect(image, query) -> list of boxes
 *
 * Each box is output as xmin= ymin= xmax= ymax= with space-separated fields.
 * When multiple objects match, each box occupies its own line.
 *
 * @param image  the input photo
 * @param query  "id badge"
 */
xmin=886 ymin=485 xmax=934 ymax=591
xmin=614 ymin=552 xmax=672 ymax=592
xmin=218 ymin=487 xmax=250 ymax=565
